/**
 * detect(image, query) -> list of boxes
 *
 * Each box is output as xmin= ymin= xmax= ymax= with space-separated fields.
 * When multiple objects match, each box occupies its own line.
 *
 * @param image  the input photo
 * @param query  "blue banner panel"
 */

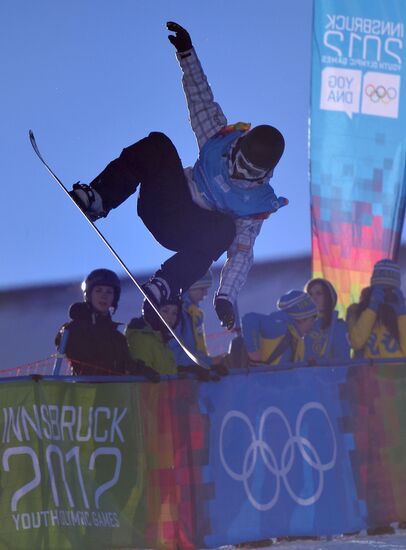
xmin=200 ymin=367 xmax=366 ymax=546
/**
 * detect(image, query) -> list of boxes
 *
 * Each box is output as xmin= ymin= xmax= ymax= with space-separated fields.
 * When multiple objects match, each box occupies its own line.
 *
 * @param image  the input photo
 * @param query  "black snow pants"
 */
xmin=90 ymin=132 xmax=236 ymax=294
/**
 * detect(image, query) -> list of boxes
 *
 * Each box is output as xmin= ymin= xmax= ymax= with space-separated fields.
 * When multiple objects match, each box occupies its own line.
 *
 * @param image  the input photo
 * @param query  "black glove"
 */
xmin=167 ymin=21 xmax=192 ymax=53
xmin=215 ymin=297 xmax=235 ymax=330
xmin=369 ymin=285 xmax=385 ymax=311
xmin=177 ymin=365 xmax=213 ymax=382
xmin=211 ymin=363 xmax=229 ymax=377
xmin=195 ymin=365 xmax=214 ymax=382
xmin=130 ymin=360 xmax=160 ymax=383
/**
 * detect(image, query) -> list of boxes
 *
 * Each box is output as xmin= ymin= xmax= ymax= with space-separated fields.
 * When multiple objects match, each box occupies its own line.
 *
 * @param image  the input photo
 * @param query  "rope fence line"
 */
xmin=0 ymin=357 xmax=58 ymax=377
xmin=1 ymin=330 xmax=238 ymax=379
xmin=2 ymin=354 xmax=406 ymax=383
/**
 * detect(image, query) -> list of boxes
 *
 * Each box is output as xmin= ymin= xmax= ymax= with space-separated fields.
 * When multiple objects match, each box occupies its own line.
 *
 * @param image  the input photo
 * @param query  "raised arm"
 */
xmin=167 ymin=22 xmax=227 ymax=150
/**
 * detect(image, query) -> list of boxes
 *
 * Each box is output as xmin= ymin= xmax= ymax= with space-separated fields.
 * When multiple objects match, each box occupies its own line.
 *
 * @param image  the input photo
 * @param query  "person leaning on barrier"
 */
xmin=125 ymin=294 xmax=214 ymax=381
xmin=346 ymin=259 xmax=406 ymax=359
xmin=304 ymin=278 xmax=350 ymax=363
xmin=169 ymin=270 xmax=229 ymax=376
xmin=55 ymin=269 xmax=159 ymax=381
xmin=242 ymin=290 xmax=318 ymax=366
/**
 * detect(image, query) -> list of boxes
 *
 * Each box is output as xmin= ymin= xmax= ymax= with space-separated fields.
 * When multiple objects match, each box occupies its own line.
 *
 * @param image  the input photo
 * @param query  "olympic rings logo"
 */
xmin=219 ymin=402 xmax=337 ymax=511
xmin=365 ymin=84 xmax=397 ymax=104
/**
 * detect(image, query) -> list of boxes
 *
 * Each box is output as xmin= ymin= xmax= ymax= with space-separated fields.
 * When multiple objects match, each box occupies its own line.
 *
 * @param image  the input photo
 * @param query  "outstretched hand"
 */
xmin=131 ymin=360 xmax=160 ymax=383
xmin=215 ymin=297 xmax=235 ymax=330
xmin=177 ymin=364 xmax=217 ymax=382
xmin=167 ymin=21 xmax=192 ymax=53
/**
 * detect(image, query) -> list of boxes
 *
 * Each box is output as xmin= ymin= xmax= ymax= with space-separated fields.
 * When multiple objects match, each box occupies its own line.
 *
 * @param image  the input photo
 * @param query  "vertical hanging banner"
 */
xmin=310 ymin=0 xmax=406 ymax=313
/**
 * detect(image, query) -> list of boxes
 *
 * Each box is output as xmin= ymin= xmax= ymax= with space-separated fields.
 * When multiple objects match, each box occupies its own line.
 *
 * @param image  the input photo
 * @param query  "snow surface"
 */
xmin=220 ymin=531 xmax=406 ymax=549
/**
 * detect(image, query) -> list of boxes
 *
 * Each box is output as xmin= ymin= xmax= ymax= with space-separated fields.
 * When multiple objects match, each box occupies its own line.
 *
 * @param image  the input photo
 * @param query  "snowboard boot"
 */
xmin=69 ymin=183 xmax=107 ymax=221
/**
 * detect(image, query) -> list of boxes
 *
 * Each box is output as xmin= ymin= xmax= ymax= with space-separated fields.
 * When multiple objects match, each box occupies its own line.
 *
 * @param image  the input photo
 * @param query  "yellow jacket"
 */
xmin=259 ymin=325 xmax=305 ymax=364
xmin=125 ymin=318 xmax=178 ymax=376
xmin=242 ymin=311 xmax=305 ymax=365
xmin=347 ymin=305 xmax=406 ymax=358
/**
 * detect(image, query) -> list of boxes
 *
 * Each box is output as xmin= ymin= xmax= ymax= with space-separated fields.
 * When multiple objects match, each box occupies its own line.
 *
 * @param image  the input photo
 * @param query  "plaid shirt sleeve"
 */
xmin=177 ymin=49 xmax=263 ymax=304
xmin=216 ymin=218 xmax=264 ymax=304
xmin=177 ymin=48 xmax=227 ymax=150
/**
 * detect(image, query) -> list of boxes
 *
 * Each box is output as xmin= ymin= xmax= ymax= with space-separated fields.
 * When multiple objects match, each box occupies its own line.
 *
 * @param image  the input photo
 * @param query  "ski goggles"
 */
xmin=231 ymin=148 xmax=273 ymax=181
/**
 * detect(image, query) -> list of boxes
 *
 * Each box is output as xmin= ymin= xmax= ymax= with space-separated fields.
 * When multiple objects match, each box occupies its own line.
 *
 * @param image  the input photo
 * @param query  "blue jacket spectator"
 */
xmin=169 ymin=271 xmax=213 ymax=367
xmin=304 ymin=278 xmax=350 ymax=363
xmin=242 ymin=290 xmax=317 ymax=365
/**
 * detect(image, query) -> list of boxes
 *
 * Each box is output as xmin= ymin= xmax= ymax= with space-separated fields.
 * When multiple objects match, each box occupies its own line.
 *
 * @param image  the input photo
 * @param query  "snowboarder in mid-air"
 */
xmin=69 ymin=22 xmax=287 ymax=330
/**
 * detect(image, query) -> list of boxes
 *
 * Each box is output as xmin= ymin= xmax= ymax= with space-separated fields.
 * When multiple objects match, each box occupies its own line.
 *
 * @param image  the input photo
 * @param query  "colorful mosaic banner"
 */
xmin=2 ymin=366 xmax=406 ymax=549
xmin=310 ymin=0 xmax=406 ymax=313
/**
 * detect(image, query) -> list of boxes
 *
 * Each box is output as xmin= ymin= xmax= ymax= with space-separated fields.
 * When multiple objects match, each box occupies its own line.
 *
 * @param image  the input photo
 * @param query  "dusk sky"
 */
xmin=4 ymin=0 xmax=319 ymax=290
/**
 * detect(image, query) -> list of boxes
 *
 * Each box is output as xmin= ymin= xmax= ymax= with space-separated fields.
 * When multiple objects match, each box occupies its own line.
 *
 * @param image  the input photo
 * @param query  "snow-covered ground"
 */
xmin=221 ymin=530 xmax=406 ymax=549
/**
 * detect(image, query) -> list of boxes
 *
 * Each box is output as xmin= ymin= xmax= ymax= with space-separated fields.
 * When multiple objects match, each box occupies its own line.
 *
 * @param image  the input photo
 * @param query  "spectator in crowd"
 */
xmin=55 ymin=269 xmax=158 ymax=380
xmin=169 ymin=270 xmax=228 ymax=375
xmin=304 ymin=278 xmax=350 ymax=363
xmin=126 ymin=296 xmax=213 ymax=380
xmin=346 ymin=259 xmax=406 ymax=358
xmin=242 ymin=290 xmax=317 ymax=365
xmin=169 ymin=271 xmax=212 ymax=366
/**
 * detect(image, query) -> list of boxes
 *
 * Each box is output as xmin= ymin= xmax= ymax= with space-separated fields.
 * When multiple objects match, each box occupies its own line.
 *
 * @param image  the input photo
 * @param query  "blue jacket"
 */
xmin=304 ymin=312 xmax=350 ymax=363
xmin=169 ymin=294 xmax=212 ymax=367
xmin=242 ymin=310 xmax=304 ymax=365
xmin=192 ymin=129 xmax=285 ymax=217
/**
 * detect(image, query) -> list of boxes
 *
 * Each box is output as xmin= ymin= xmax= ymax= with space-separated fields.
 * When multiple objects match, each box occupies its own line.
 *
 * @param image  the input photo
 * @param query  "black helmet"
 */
xmin=81 ymin=269 xmax=121 ymax=311
xmin=239 ymin=125 xmax=285 ymax=172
